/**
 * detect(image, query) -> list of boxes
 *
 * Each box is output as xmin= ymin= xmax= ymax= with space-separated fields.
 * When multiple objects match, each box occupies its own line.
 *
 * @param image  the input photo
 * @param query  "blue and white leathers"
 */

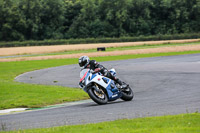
xmin=79 ymin=68 xmax=122 ymax=101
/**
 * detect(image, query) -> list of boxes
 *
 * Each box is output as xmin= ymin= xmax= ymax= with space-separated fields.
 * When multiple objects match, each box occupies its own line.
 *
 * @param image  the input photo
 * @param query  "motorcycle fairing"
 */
xmin=105 ymin=80 xmax=122 ymax=101
xmin=90 ymin=75 xmax=121 ymax=101
xmin=80 ymin=69 xmax=122 ymax=101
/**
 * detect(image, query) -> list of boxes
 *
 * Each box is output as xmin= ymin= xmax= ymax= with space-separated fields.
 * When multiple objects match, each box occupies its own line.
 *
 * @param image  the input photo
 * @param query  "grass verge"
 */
xmin=31 ymin=41 xmax=200 ymax=56
xmin=2 ymin=113 xmax=200 ymax=133
xmin=1 ymin=33 xmax=200 ymax=47
xmin=0 ymin=59 xmax=88 ymax=109
xmin=1 ymin=41 xmax=200 ymax=57
xmin=0 ymin=51 xmax=200 ymax=109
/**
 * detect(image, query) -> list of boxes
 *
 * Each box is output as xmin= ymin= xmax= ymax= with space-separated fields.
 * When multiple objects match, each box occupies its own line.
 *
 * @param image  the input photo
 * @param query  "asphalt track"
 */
xmin=1 ymin=54 xmax=200 ymax=131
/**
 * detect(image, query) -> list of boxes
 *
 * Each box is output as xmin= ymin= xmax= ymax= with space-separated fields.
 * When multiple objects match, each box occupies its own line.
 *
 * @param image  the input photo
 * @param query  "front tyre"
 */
xmin=88 ymin=86 xmax=108 ymax=105
xmin=121 ymin=86 xmax=134 ymax=101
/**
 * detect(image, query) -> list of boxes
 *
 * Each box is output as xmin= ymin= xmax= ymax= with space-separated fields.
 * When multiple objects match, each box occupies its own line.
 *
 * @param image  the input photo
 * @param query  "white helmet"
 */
xmin=78 ymin=56 xmax=90 ymax=67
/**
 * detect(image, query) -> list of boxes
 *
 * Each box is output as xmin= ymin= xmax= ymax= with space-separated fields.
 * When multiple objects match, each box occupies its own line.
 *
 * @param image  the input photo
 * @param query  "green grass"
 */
xmin=0 ymin=51 xmax=200 ymax=109
xmin=0 ymin=59 xmax=88 ymax=109
xmin=3 ymin=113 xmax=200 ymax=133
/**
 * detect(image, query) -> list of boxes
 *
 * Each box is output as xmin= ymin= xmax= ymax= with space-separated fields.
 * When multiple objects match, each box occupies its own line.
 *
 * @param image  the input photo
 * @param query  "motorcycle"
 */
xmin=79 ymin=68 xmax=134 ymax=105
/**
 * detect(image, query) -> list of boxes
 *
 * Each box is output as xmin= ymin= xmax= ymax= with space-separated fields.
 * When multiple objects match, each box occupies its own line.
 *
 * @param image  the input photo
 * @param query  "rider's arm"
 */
xmin=90 ymin=60 xmax=105 ymax=73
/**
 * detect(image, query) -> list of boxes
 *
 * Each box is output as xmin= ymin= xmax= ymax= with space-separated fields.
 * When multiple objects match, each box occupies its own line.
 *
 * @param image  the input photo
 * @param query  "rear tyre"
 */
xmin=88 ymin=85 xmax=108 ymax=105
xmin=120 ymin=86 xmax=134 ymax=101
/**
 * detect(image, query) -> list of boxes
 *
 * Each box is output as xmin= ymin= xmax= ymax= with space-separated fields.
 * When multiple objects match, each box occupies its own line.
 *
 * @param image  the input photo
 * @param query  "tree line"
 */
xmin=0 ymin=0 xmax=199 ymax=41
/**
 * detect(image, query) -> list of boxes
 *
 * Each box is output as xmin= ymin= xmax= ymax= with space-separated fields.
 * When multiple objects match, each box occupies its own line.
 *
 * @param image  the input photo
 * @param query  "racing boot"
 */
xmin=106 ymin=71 xmax=128 ymax=90
xmin=115 ymin=78 xmax=128 ymax=90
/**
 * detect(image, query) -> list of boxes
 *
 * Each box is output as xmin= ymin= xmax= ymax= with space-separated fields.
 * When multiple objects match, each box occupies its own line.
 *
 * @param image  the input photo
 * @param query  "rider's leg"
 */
xmin=103 ymin=69 xmax=127 ymax=88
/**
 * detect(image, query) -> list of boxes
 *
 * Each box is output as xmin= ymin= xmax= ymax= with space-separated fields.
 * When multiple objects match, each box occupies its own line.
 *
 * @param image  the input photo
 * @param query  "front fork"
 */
xmin=94 ymin=84 xmax=105 ymax=95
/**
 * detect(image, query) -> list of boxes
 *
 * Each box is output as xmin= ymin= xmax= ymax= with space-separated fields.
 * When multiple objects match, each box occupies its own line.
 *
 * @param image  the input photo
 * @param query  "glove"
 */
xmin=90 ymin=68 xmax=101 ymax=74
xmin=94 ymin=68 xmax=101 ymax=73
xmin=90 ymin=69 xmax=95 ymax=74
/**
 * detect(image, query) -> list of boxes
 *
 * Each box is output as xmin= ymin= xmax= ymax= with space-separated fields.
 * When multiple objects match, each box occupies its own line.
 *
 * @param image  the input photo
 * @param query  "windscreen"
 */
xmin=80 ymin=69 xmax=89 ymax=79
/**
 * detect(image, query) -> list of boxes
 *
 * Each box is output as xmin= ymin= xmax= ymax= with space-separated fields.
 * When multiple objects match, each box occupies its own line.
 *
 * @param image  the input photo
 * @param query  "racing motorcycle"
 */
xmin=79 ymin=68 xmax=134 ymax=105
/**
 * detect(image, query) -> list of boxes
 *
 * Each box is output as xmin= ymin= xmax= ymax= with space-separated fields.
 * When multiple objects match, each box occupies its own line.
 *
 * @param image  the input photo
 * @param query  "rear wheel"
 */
xmin=120 ymin=86 xmax=134 ymax=101
xmin=88 ymin=84 xmax=108 ymax=105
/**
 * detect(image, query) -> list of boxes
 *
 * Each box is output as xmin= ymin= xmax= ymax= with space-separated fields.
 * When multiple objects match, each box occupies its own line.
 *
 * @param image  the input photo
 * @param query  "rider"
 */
xmin=78 ymin=56 xmax=127 ymax=89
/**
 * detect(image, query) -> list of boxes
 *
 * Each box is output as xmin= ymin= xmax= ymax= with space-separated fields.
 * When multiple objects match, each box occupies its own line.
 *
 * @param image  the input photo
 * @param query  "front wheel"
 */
xmin=120 ymin=86 xmax=134 ymax=101
xmin=88 ymin=85 xmax=108 ymax=105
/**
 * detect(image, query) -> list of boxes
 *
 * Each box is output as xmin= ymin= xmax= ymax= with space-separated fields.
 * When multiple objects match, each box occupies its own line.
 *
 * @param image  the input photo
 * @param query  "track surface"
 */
xmin=1 ymin=54 xmax=200 ymax=131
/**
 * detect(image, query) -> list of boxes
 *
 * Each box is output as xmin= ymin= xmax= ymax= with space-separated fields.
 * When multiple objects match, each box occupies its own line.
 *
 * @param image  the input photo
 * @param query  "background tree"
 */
xmin=0 ymin=0 xmax=199 ymax=41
